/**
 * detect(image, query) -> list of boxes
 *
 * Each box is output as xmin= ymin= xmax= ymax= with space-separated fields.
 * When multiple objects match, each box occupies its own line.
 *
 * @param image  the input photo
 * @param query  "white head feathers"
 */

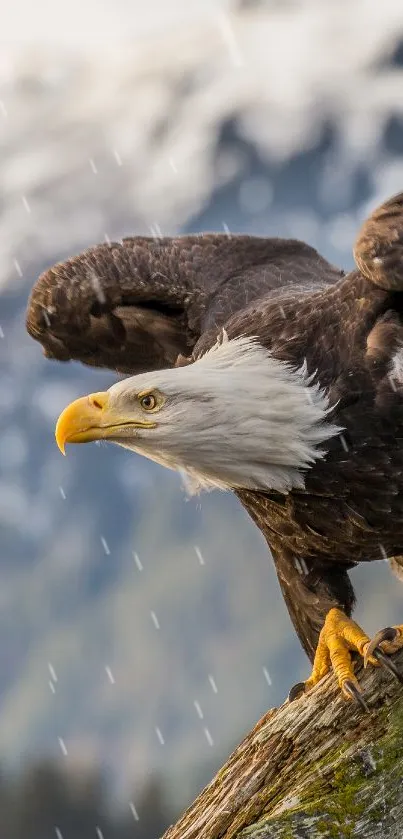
xmin=108 ymin=335 xmax=342 ymax=495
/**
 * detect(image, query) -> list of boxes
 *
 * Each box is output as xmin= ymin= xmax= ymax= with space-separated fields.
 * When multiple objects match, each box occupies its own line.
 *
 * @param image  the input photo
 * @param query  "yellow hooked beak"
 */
xmin=55 ymin=391 xmax=155 ymax=454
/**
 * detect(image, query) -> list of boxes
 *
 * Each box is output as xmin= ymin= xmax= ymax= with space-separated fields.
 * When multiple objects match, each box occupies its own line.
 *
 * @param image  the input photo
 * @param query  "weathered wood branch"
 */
xmin=163 ymin=649 xmax=403 ymax=838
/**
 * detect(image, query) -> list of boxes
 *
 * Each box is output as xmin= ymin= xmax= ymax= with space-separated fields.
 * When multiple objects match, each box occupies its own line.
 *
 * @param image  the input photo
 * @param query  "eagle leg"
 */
xmin=288 ymin=607 xmax=396 ymax=708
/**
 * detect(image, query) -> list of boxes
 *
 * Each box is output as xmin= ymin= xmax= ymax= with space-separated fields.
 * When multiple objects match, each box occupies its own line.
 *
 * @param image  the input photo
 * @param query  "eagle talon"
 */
xmin=342 ymin=679 xmax=370 ymax=713
xmin=363 ymin=627 xmax=400 ymax=667
xmin=371 ymin=648 xmax=403 ymax=684
xmin=288 ymin=682 xmax=306 ymax=702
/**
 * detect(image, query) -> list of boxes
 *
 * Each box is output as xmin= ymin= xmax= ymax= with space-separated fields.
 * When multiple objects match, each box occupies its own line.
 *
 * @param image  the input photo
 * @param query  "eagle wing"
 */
xmin=26 ymin=235 xmax=342 ymax=375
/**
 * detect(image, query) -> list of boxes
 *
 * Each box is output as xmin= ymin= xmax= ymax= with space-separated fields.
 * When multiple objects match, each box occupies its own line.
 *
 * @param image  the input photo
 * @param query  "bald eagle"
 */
xmin=26 ymin=192 xmax=403 ymax=710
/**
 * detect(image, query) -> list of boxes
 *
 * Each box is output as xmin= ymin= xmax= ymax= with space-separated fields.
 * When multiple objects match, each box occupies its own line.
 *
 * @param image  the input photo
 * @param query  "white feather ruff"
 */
xmin=108 ymin=335 xmax=342 ymax=495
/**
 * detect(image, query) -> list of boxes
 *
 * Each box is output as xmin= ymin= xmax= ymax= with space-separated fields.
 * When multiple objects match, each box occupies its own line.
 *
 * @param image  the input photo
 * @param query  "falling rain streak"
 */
xmin=105 ymin=665 xmax=115 ymax=684
xmin=193 ymin=700 xmax=204 ymax=719
xmin=48 ymin=662 xmax=58 ymax=681
xmin=204 ymin=727 xmax=214 ymax=746
xmin=339 ymin=434 xmax=349 ymax=452
xmin=263 ymin=666 xmax=272 ymax=686
xmin=149 ymin=222 xmax=163 ymax=240
xmin=101 ymin=536 xmax=110 ymax=555
xmin=58 ymin=737 xmax=68 ymax=756
xmin=194 ymin=545 xmax=205 ymax=565
xmin=90 ymin=271 xmax=107 ymax=305
xmin=150 ymin=610 xmax=160 ymax=629
xmin=208 ymin=674 xmax=218 ymax=693
xmin=133 ymin=551 xmax=143 ymax=571
xmin=155 ymin=726 xmax=165 ymax=745
xmin=13 ymin=258 xmax=23 ymax=277
xmin=129 ymin=802 xmax=139 ymax=821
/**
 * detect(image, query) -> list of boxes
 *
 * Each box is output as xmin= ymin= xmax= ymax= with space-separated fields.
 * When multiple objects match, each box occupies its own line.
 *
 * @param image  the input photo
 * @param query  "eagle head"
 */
xmin=55 ymin=336 xmax=341 ymax=494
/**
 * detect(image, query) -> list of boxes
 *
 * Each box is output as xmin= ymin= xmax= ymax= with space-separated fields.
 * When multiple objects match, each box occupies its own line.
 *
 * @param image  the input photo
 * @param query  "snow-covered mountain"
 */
xmin=2 ymin=0 xmax=403 ymax=805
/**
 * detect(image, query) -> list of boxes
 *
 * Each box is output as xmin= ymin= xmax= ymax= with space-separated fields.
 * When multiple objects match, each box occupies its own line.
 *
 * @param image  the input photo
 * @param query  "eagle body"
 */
xmin=26 ymin=192 xmax=403 ymax=672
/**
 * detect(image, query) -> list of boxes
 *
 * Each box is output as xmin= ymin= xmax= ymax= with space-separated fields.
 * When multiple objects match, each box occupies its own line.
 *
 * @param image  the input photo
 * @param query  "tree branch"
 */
xmin=163 ymin=649 xmax=403 ymax=838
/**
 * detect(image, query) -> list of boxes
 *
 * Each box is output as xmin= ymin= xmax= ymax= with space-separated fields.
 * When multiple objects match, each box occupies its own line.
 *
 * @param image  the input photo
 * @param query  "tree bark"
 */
xmin=163 ymin=649 xmax=403 ymax=838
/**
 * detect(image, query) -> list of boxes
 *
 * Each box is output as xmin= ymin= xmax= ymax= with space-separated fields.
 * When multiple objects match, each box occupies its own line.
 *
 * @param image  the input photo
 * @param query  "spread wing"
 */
xmin=26 ymin=234 xmax=342 ymax=375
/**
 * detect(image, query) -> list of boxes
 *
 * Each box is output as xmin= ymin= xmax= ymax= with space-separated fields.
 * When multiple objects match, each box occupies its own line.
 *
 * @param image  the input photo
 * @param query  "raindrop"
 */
xmin=204 ymin=727 xmax=214 ymax=746
xmin=105 ymin=665 xmax=115 ymax=684
xmin=89 ymin=158 xmax=98 ymax=174
xmin=379 ymin=544 xmax=388 ymax=561
xmin=194 ymin=545 xmax=205 ymax=565
xmin=339 ymin=434 xmax=349 ymax=452
xmin=59 ymin=486 xmax=66 ymax=500
xmin=58 ymin=737 xmax=68 ymax=756
xmin=208 ymin=674 xmax=218 ymax=694
xmin=150 ymin=610 xmax=160 ymax=630
xmin=133 ymin=551 xmax=143 ymax=571
xmin=48 ymin=662 xmax=58 ymax=681
xmin=155 ymin=726 xmax=165 ymax=745
xmin=129 ymin=802 xmax=139 ymax=821
xmin=22 ymin=195 xmax=31 ymax=214
xmin=149 ymin=223 xmax=163 ymax=240
xmin=263 ymin=666 xmax=272 ymax=686
xmin=194 ymin=700 xmax=204 ymax=719
xmin=89 ymin=270 xmax=106 ymax=305
xmin=101 ymin=536 xmax=110 ymax=555
xmin=113 ymin=149 xmax=122 ymax=166
xmin=13 ymin=259 xmax=23 ymax=277
xmin=294 ymin=557 xmax=308 ymax=576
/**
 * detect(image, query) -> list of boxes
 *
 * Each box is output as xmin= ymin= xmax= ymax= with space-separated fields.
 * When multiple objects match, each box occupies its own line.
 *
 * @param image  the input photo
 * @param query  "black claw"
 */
xmin=343 ymin=679 xmax=370 ymax=713
xmin=364 ymin=627 xmax=399 ymax=667
xmin=288 ymin=682 xmax=306 ymax=702
xmin=372 ymin=648 xmax=403 ymax=684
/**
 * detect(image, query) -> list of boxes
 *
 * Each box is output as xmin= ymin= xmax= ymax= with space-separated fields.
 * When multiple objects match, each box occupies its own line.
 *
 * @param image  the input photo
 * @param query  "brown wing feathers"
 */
xmin=354 ymin=191 xmax=403 ymax=291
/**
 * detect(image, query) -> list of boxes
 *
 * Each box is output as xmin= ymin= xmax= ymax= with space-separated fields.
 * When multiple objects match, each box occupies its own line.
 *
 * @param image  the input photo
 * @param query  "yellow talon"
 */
xmin=289 ymin=611 xmax=403 ymax=709
xmin=305 ymin=608 xmax=371 ymax=697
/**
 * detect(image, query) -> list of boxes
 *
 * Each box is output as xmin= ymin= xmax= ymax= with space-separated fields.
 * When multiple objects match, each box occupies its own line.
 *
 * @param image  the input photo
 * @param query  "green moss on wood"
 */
xmin=237 ymin=696 xmax=403 ymax=839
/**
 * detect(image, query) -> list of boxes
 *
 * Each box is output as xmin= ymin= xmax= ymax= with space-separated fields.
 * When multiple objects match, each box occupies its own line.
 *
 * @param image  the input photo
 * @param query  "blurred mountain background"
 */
xmin=2 ymin=0 xmax=403 ymax=834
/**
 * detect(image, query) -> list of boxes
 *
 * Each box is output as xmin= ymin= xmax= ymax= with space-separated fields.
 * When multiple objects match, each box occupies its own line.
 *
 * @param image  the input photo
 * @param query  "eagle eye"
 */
xmin=139 ymin=393 xmax=157 ymax=411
